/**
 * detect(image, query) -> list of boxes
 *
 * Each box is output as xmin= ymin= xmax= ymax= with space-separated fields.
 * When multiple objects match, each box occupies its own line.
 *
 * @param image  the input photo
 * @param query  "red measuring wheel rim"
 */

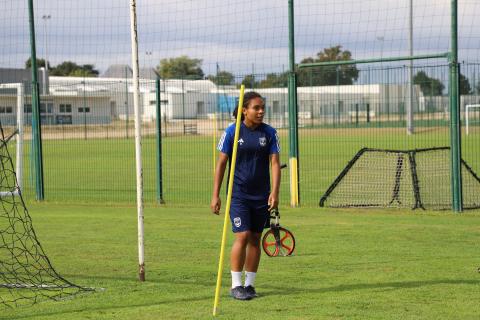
xmin=262 ymin=227 xmax=295 ymax=257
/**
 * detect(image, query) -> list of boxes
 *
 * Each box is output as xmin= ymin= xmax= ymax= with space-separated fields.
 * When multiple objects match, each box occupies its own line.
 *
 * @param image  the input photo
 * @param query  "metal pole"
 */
xmin=27 ymin=0 xmax=44 ymax=200
xmin=182 ymin=76 xmax=185 ymax=134
xmin=336 ymin=66 xmax=340 ymax=126
xmin=155 ymin=78 xmax=164 ymax=204
xmin=252 ymin=63 xmax=255 ymax=89
xmin=16 ymin=84 xmax=25 ymax=193
xmin=129 ymin=0 xmax=146 ymax=281
xmin=42 ymin=14 xmax=50 ymax=70
xmin=214 ymin=63 xmax=220 ymax=173
xmin=125 ymin=66 xmax=129 ymax=139
xmin=298 ymin=53 xmax=449 ymax=69
xmin=449 ymin=0 xmax=462 ymax=212
xmin=83 ymin=79 xmax=87 ymax=139
xmin=407 ymin=0 xmax=414 ymax=134
xmin=386 ymin=68 xmax=390 ymax=121
xmin=288 ymin=0 xmax=300 ymax=206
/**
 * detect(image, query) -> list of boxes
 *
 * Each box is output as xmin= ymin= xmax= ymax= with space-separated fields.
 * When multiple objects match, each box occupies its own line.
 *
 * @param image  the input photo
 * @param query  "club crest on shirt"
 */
xmin=259 ymin=137 xmax=266 ymax=147
xmin=233 ymin=217 xmax=241 ymax=227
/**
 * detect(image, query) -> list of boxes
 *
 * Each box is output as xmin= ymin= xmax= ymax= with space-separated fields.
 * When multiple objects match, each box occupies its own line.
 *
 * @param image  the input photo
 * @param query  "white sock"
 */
xmin=231 ymin=271 xmax=242 ymax=288
xmin=244 ymin=271 xmax=257 ymax=287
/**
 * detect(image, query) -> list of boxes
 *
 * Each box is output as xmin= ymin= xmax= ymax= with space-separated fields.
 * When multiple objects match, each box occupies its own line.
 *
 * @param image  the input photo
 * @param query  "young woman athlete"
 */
xmin=211 ymin=91 xmax=281 ymax=300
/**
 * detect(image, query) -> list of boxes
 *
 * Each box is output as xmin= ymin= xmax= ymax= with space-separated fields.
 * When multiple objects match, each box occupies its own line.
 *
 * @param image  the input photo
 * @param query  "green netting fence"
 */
xmin=0 ymin=1 xmax=479 ymax=207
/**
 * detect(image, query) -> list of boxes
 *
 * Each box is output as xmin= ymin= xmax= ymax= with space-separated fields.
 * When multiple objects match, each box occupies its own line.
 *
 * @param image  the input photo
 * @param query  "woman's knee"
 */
xmin=234 ymin=231 xmax=250 ymax=246
xmin=247 ymin=232 xmax=262 ymax=246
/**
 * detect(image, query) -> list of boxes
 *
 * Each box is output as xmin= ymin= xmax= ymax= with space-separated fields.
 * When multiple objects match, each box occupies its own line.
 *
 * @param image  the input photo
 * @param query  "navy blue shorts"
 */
xmin=229 ymin=197 xmax=269 ymax=233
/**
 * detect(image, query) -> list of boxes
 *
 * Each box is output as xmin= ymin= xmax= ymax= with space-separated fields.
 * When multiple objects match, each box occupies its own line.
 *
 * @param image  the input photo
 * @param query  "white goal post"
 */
xmin=466 ymin=104 xmax=480 ymax=136
xmin=0 ymin=83 xmax=24 ymax=197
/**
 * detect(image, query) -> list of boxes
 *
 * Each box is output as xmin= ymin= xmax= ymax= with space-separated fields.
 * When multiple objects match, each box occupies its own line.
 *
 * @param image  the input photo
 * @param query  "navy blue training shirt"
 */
xmin=218 ymin=122 xmax=280 ymax=200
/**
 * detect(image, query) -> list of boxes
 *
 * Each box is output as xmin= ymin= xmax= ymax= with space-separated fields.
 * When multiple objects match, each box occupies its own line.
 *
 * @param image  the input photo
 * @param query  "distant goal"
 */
xmin=319 ymin=147 xmax=480 ymax=210
xmin=466 ymin=104 xmax=480 ymax=135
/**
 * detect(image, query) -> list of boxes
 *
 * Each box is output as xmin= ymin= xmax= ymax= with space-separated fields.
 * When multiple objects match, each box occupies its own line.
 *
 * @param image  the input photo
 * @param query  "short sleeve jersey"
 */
xmin=217 ymin=122 xmax=280 ymax=200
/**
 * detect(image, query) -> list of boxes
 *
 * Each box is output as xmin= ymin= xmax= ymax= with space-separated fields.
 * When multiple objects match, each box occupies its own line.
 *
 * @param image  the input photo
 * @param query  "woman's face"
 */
xmin=243 ymin=97 xmax=265 ymax=126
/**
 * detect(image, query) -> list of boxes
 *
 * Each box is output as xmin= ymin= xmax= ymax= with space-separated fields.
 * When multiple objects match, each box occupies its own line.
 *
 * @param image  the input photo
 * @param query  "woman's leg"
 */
xmin=230 ymin=231 xmax=249 ymax=272
xmin=244 ymin=232 xmax=262 ymax=272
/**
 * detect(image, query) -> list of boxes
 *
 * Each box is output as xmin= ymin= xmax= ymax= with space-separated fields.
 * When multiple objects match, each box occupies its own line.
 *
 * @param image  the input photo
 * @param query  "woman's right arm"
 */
xmin=210 ymin=152 xmax=229 ymax=214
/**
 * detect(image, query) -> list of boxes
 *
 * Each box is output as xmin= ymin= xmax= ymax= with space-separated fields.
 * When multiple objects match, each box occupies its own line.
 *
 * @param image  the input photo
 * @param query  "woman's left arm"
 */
xmin=269 ymin=153 xmax=281 ymax=210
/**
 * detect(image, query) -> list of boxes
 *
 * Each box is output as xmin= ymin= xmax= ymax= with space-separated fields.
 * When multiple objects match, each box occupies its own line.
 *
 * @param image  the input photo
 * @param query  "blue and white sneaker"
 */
xmin=244 ymin=285 xmax=258 ymax=299
xmin=230 ymin=286 xmax=251 ymax=300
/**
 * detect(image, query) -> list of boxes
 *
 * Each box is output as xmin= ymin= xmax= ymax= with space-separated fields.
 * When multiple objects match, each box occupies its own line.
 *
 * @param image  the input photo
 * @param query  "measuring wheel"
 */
xmin=262 ymin=208 xmax=295 ymax=257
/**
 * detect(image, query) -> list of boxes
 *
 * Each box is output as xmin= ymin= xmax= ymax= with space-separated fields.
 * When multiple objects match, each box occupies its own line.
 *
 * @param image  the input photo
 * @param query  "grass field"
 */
xmin=2 ymin=202 xmax=480 ymax=319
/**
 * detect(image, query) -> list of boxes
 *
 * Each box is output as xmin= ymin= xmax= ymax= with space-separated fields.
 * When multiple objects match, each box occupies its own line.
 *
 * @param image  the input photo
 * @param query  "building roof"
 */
xmin=101 ymin=65 xmax=158 ymax=80
xmin=101 ymin=64 xmax=132 ymax=78
xmin=0 ymin=67 xmax=48 ymax=93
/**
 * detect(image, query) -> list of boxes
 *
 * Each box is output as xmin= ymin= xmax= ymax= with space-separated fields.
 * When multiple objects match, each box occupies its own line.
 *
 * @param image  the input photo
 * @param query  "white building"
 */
xmin=3 ymin=66 xmax=478 ymax=128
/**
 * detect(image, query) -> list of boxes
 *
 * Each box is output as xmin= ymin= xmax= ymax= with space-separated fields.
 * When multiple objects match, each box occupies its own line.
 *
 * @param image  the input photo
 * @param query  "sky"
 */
xmin=0 ymin=0 xmax=478 ymax=76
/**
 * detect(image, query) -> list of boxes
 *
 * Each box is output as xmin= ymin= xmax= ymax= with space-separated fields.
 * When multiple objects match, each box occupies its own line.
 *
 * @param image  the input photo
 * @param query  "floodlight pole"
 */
xmin=42 ymin=14 xmax=50 ymax=71
xmin=129 ymin=0 xmax=146 ymax=281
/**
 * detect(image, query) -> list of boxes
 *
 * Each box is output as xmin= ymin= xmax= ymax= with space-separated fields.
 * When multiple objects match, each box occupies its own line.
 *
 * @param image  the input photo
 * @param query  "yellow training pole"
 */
xmin=213 ymin=85 xmax=245 ymax=316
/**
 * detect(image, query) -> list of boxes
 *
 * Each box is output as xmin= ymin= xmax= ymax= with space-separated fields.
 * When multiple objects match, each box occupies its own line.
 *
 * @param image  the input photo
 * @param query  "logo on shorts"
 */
xmin=259 ymin=137 xmax=266 ymax=146
xmin=233 ymin=217 xmax=242 ymax=228
xmin=238 ymin=138 xmax=244 ymax=145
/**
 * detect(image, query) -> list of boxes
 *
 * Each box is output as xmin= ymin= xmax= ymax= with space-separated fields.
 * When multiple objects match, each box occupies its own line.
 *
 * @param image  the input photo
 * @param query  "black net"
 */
xmin=320 ymin=147 xmax=480 ymax=210
xmin=0 ymin=123 xmax=92 ymax=308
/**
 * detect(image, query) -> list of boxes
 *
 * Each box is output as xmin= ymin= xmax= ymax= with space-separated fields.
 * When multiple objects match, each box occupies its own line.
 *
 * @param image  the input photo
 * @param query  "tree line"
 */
xmin=25 ymin=58 xmax=99 ymax=77
xmin=155 ymin=46 xmax=476 ymax=95
xmin=26 ymin=45 xmax=478 ymax=95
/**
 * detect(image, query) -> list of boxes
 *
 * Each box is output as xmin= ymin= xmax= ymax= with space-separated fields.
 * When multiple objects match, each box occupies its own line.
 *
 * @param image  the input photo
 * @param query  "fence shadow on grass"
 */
xmin=1 ymin=293 xmax=213 ymax=320
xmin=259 ymin=279 xmax=480 ymax=298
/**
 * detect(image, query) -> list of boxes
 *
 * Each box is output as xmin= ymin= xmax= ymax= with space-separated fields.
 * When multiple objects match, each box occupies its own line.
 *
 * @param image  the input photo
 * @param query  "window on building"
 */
xmin=197 ymin=101 xmax=205 ymax=114
xmin=56 ymin=115 xmax=72 ymax=124
xmin=0 ymin=106 xmax=13 ymax=114
xmin=272 ymin=101 xmax=280 ymax=114
xmin=40 ymin=102 xmax=53 ymax=114
xmin=59 ymin=104 xmax=72 ymax=113
xmin=24 ymin=104 xmax=32 ymax=113
xmin=78 ymin=107 xmax=91 ymax=113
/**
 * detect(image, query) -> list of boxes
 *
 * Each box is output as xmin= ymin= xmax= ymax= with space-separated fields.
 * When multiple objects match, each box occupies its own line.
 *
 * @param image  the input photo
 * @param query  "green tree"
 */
xmin=258 ymin=72 xmax=289 ymax=88
xmin=157 ymin=55 xmax=204 ymax=79
xmin=459 ymin=73 xmax=472 ymax=95
xmin=297 ymin=46 xmax=359 ymax=86
xmin=24 ymin=58 xmax=49 ymax=69
xmin=207 ymin=70 xmax=234 ymax=85
xmin=413 ymin=71 xmax=445 ymax=95
xmin=49 ymin=61 xmax=99 ymax=77
xmin=240 ymin=74 xmax=258 ymax=88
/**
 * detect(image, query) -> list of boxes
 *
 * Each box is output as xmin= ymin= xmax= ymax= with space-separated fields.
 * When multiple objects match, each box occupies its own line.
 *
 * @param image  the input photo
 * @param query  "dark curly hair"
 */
xmin=232 ymin=91 xmax=263 ymax=121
